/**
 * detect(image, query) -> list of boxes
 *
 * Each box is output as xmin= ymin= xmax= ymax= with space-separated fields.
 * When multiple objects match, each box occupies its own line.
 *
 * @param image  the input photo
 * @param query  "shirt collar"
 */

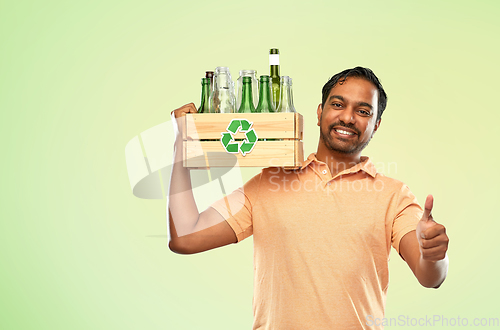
xmin=301 ymin=153 xmax=377 ymax=178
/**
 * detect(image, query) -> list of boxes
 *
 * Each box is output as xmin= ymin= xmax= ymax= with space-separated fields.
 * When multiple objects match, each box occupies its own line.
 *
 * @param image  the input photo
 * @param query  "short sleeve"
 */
xmin=209 ymin=172 xmax=262 ymax=242
xmin=391 ymin=184 xmax=423 ymax=255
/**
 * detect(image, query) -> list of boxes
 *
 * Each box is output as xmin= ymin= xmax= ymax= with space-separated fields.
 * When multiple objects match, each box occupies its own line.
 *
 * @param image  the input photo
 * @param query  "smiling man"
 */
xmin=318 ymin=76 xmax=380 ymax=158
xmin=168 ymin=67 xmax=449 ymax=330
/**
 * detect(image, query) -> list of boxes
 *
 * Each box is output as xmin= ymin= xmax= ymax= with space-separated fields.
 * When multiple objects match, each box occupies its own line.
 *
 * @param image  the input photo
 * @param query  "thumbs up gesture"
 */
xmin=416 ymin=195 xmax=449 ymax=262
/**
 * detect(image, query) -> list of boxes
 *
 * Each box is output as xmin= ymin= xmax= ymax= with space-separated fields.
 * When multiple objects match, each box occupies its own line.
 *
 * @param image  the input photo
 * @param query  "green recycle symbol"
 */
xmin=220 ymin=119 xmax=258 ymax=156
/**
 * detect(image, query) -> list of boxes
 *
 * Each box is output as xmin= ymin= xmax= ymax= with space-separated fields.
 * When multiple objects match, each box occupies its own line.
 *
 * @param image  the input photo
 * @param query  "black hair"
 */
xmin=321 ymin=67 xmax=387 ymax=121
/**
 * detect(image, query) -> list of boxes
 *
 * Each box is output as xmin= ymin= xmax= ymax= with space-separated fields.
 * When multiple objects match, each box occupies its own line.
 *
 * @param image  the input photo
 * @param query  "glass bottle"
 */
xmin=198 ymin=78 xmax=210 ymax=113
xmin=236 ymin=70 xmax=259 ymax=110
xmin=269 ymin=48 xmax=281 ymax=109
xmin=209 ymin=67 xmax=236 ymax=113
xmin=277 ymin=76 xmax=296 ymax=113
xmin=205 ymin=71 xmax=214 ymax=91
xmin=238 ymin=77 xmax=256 ymax=113
xmin=255 ymin=75 xmax=275 ymax=113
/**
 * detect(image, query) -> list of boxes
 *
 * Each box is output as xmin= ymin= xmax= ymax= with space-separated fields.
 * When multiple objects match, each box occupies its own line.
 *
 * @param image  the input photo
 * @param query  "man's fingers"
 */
xmin=420 ymin=230 xmax=448 ymax=249
xmin=186 ymin=102 xmax=197 ymax=113
xmin=422 ymin=194 xmax=434 ymax=221
xmin=422 ymin=223 xmax=445 ymax=240
xmin=173 ymin=103 xmax=198 ymax=118
xmin=179 ymin=102 xmax=197 ymax=114
xmin=420 ymin=244 xmax=447 ymax=261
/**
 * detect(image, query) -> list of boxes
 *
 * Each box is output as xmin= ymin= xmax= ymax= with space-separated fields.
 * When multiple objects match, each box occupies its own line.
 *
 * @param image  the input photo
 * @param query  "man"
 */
xmin=167 ymin=67 xmax=449 ymax=329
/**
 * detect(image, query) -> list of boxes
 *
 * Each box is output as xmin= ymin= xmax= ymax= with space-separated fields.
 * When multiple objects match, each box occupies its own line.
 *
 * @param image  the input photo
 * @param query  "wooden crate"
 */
xmin=183 ymin=113 xmax=304 ymax=168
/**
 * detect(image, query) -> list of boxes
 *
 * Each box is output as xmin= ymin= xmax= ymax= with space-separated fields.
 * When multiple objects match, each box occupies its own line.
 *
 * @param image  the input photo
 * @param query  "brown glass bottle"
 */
xmin=205 ymin=71 xmax=214 ymax=91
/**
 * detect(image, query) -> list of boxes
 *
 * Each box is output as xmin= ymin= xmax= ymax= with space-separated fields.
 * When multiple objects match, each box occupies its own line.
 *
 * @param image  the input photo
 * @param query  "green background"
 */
xmin=1 ymin=0 xmax=499 ymax=329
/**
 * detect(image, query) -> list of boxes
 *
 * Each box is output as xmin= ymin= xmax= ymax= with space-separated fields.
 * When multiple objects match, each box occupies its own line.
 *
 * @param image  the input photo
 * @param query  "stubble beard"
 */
xmin=319 ymin=116 xmax=372 ymax=155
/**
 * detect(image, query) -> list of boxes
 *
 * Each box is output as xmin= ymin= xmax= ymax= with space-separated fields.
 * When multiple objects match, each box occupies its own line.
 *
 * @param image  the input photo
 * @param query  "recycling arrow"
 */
xmin=221 ymin=132 xmax=239 ymax=153
xmin=245 ymin=129 xmax=257 ymax=143
xmin=220 ymin=119 xmax=258 ymax=156
xmin=240 ymin=119 xmax=251 ymax=131
xmin=227 ymin=120 xmax=241 ymax=134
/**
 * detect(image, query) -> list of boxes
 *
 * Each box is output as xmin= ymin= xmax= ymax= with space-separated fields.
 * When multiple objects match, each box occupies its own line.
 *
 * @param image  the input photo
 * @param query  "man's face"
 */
xmin=317 ymin=77 xmax=381 ymax=155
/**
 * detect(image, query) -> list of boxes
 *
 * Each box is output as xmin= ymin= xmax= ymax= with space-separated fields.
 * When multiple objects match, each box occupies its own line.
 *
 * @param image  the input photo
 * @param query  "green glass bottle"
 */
xmin=238 ymin=77 xmax=256 ymax=113
xmin=269 ymin=48 xmax=281 ymax=109
xmin=198 ymin=78 xmax=210 ymax=113
xmin=255 ymin=75 xmax=275 ymax=113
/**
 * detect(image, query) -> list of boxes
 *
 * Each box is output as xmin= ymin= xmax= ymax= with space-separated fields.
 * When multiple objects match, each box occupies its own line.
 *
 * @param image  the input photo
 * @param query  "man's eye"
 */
xmin=331 ymin=103 xmax=342 ymax=108
xmin=358 ymin=110 xmax=371 ymax=116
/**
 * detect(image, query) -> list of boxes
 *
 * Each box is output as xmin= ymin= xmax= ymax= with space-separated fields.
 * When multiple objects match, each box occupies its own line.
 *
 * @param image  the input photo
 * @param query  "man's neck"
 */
xmin=316 ymin=145 xmax=362 ymax=177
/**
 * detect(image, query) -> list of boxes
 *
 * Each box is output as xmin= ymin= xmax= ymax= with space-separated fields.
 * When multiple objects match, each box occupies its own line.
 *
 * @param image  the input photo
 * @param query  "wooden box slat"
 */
xmin=184 ymin=140 xmax=303 ymax=168
xmin=184 ymin=113 xmax=301 ymax=140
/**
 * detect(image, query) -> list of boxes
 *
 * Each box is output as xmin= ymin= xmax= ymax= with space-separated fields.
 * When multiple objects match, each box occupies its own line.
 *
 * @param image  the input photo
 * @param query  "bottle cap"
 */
xmin=205 ymin=71 xmax=214 ymax=78
xmin=260 ymin=75 xmax=270 ymax=82
xmin=269 ymin=48 xmax=279 ymax=54
xmin=242 ymin=77 xmax=252 ymax=83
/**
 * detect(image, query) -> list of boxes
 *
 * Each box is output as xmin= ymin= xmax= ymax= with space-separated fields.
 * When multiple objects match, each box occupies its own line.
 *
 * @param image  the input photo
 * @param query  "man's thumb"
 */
xmin=422 ymin=194 xmax=434 ymax=221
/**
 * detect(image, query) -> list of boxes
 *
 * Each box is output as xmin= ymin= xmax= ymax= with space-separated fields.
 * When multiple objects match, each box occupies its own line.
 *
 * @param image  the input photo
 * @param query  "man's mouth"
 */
xmin=331 ymin=124 xmax=359 ymax=138
xmin=334 ymin=128 xmax=356 ymax=136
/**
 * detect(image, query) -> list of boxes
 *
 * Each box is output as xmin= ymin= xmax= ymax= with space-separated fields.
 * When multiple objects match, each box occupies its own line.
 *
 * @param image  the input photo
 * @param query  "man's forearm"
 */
xmin=415 ymin=254 xmax=449 ymax=288
xmin=167 ymin=136 xmax=200 ymax=243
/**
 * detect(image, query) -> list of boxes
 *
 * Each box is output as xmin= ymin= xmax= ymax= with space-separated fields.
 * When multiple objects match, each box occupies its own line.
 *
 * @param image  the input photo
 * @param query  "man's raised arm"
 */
xmin=167 ymin=103 xmax=237 ymax=255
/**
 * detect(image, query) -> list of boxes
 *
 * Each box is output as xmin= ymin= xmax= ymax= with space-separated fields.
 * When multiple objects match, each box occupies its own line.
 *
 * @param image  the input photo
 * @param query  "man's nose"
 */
xmin=339 ymin=107 xmax=355 ymax=124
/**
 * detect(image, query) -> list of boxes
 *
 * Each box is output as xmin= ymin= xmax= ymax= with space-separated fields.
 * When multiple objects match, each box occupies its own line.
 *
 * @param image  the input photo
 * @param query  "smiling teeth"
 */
xmin=335 ymin=129 xmax=354 ymax=135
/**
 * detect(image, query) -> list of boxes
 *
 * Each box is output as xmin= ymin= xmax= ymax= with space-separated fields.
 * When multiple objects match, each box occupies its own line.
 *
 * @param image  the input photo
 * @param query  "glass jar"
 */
xmin=209 ymin=67 xmax=236 ymax=113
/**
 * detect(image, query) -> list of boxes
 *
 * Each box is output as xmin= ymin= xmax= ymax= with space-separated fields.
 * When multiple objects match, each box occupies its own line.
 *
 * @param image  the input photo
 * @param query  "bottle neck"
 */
xmin=278 ymin=83 xmax=295 ymax=113
xmin=199 ymin=79 xmax=210 ymax=113
xmin=269 ymin=53 xmax=280 ymax=78
xmin=256 ymin=81 xmax=274 ymax=113
xmin=270 ymin=65 xmax=280 ymax=78
xmin=238 ymin=82 xmax=255 ymax=113
xmin=208 ymin=77 xmax=213 ymax=91
xmin=214 ymin=72 xmax=231 ymax=89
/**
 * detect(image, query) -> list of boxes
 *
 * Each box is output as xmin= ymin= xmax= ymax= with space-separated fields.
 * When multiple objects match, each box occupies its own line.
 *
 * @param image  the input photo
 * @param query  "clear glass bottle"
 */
xmin=277 ymin=76 xmax=296 ymax=113
xmin=238 ymin=77 xmax=256 ymax=113
xmin=236 ymin=70 xmax=259 ymax=110
xmin=255 ymin=75 xmax=275 ymax=113
xmin=209 ymin=67 xmax=236 ymax=113
xmin=198 ymin=78 xmax=210 ymax=113
xmin=269 ymin=48 xmax=280 ymax=110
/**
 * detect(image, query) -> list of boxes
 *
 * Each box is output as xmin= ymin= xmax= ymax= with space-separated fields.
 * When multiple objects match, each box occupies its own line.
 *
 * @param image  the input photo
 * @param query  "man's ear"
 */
xmin=317 ymin=103 xmax=322 ymax=126
xmin=373 ymin=118 xmax=381 ymax=133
